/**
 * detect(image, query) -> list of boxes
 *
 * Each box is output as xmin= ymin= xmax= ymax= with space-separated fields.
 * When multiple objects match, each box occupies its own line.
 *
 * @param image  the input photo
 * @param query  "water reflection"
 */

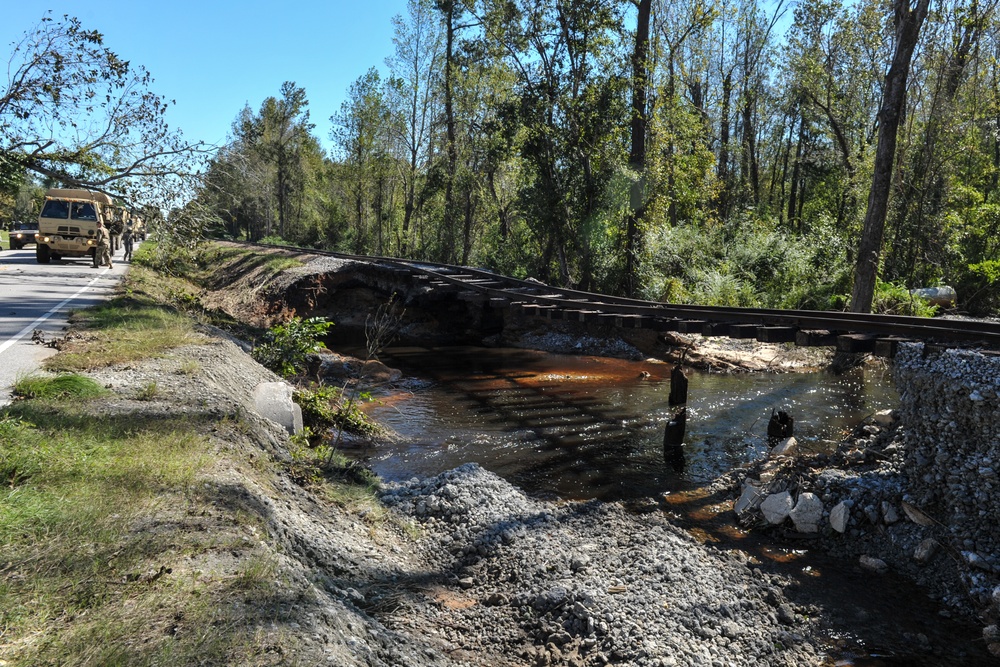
xmin=357 ymin=346 xmax=898 ymax=501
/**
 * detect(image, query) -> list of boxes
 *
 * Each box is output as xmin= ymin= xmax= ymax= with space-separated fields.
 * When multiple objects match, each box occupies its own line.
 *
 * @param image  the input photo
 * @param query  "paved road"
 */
xmin=0 ymin=245 xmax=132 ymax=405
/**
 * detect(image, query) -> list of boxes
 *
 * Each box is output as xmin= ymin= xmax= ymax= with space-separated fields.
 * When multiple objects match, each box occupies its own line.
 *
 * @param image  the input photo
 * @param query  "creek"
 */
xmin=348 ymin=345 xmax=993 ymax=665
xmin=357 ymin=345 xmax=896 ymax=500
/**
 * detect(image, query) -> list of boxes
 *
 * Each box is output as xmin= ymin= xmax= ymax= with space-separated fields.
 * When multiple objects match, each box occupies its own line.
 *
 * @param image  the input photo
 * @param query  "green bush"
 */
xmin=252 ymin=317 xmax=332 ymax=377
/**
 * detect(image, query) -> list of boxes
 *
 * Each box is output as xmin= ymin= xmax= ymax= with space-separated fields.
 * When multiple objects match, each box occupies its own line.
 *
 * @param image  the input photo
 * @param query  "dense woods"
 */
xmin=6 ymin=3 xmax=1000 ymax=314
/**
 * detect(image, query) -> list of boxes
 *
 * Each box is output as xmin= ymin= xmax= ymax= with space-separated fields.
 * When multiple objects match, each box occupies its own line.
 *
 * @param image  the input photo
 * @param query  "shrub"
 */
xmin=252 ymin=317 xmax=332 ymax=377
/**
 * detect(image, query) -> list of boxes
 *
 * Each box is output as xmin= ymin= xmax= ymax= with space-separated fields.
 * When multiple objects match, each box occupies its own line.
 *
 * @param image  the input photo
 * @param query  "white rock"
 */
xmin=872 ymin=409 xmax=895 ymax=426
xmin=253 ymin=381 xmax=304 ymax=435
xmin=881 ymin=501 xmax=899 ymax=524
xmin=963 ymin=551 xmax=991 ymax=571
xmin=859 ymin=555 xmax=888 ymax=573
xmin=734 ymin=481 xmax=763 ymax=516
xmin=760 ymin=491 xmax=793 ymax=525
xmin=769 ymin=437 xmax=797 ymax=458
xmin=829 ymin=501 xmax=850 ymax=533
xmin=789 ymin=493 xmax=823 ymax=533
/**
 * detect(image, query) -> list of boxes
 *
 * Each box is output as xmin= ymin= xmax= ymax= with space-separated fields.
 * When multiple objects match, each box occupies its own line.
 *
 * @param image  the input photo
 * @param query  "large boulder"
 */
xmin=760 ymin=491 xmax=793 ymax=525
xmin=253 ymin=381 xmax=303 ymax=435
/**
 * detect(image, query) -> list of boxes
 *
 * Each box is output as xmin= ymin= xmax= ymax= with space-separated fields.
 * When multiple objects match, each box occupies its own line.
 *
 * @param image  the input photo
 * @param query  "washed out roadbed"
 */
xmin=2 ymin=245 xmax=991 ymax=665
xmin=8 ymin=335 xmax=828 ymax=666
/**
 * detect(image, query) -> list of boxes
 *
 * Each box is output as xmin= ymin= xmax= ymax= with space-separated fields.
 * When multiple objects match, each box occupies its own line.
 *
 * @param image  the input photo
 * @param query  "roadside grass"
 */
xmin=44 ymin=294 xmax=207 ymax=372
xmin=0 ymin=240 xmax=400 ymax=663
xmin=0 ymin=406 xmax=206 ymax=662
xmin=12 ymin=373 xmax=107 ymax=400
xmin=0 ymin=401 xmax=316 ymax=666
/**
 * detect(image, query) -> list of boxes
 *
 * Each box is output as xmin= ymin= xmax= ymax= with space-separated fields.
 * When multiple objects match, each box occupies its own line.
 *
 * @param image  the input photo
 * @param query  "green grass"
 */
xmin=45 ymin=295 xmax=207 ymax=372
xmin=0 ymin=239 xmax=399 ymax=664
xmin=12 ymin=373 xmax=107 ymax=400
xmin=0 ymin=401 xmax=320 ymax=666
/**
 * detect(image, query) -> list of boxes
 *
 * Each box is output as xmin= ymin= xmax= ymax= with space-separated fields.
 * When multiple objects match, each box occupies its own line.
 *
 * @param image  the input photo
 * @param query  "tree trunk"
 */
xmin=442 ymin=1 xmax=459 ymax=263
xmin=624 ymin=0 xmax=652 ymax=298
xmin=849 ymin=0 xmax=930 ymax=313
xmin=717 ymin=72 xmax=733 ymax=218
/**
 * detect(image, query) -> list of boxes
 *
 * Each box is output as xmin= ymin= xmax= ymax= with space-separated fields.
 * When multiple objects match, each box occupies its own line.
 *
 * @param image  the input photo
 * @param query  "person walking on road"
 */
xmin=93 ymin=219 xmax=113 ymax=269
xmin=122 ymin=223 xmax=134 ymax=262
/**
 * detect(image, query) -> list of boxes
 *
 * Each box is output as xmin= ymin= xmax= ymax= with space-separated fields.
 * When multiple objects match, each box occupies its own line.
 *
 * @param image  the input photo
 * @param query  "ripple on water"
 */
xmin=358 ymin=346 xmax=897 ymax=501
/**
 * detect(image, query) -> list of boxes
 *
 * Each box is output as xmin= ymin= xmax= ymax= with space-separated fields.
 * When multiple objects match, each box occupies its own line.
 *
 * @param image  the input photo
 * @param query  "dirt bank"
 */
xmin=20 ymin=243 xmax=986 ymax=665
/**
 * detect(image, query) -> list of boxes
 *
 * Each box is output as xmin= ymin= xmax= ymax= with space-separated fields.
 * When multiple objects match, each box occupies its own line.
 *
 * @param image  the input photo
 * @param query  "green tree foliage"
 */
xmin=184 ymin=0 xmax=1000 ymax=316
xmin=195 ymin=83 xmax=331 ymax=245
xmin=0 ymin=13 xmax=206 ymax=209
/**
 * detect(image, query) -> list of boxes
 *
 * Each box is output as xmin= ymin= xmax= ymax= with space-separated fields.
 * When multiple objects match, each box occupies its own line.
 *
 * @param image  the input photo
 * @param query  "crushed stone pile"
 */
xmin=382 ymin=463 xmax=825 ymax=666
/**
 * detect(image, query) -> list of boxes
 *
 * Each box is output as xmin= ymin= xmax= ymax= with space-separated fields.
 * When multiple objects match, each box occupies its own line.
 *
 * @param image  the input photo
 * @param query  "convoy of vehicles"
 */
xmin=2 ymin=188 xmax=151 ymax=258
xmin=34 ymin=189 xmax=114 ymax=264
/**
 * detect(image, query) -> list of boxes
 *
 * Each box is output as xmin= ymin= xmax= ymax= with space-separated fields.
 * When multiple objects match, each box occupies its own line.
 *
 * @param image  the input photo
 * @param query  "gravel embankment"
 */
xmin=380 ymin=464 xmax=824 ymax=667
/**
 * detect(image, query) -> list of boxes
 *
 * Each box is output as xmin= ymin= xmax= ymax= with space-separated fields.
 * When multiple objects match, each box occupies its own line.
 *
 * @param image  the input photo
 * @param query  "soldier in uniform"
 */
xmin=93 ymin=219 xmax=113 ymax=269
xmin=109 ymin=209 xmax=124 ymax=252
xmin=122 ymin=222 xmax=134 ymax=262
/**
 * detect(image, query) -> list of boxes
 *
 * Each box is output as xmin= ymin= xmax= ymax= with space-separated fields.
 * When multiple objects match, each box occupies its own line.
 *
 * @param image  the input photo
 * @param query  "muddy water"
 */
xmin=360 ymin=345 xmax=896 ymax=500
xmin=353 ymin=345 xmax=994 ymax=665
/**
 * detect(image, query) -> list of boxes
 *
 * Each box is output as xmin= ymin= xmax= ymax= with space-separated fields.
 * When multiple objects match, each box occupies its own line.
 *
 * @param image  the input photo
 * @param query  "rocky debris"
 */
xmin=307 ymin=349 xmax=404 ymax=385
xmin=719 ymin=344 xmax=1000 ymax=658
xmin=859 ymin=555 xmax=889 ymax=574
xmin=789 ymin=493 xmax=823 ymax=533
xmin=769 ymin=437 xmax=797 ymax=458
xmin=760 ymin=491 xmax=794 ymax=525
xmin=829 ymin=502 xmax=850 ymax=534
xmin=382 ymin=463 xmax=824 ymax=666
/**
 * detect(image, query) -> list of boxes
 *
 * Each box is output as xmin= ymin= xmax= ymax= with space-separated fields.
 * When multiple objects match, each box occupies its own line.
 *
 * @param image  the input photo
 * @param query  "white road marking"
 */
xmin=0 ymin=268 xmax=110 ymax=355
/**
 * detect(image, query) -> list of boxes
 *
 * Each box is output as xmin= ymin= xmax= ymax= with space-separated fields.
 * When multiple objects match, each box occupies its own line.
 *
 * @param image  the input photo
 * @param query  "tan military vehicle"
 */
xmin=131 ymin=213 xmax=147 ymax=241
xmin=35 ymin=189 xmax=114 ymax=264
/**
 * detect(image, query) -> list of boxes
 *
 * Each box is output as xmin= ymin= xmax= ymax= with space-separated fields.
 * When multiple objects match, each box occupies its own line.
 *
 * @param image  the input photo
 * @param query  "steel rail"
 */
xmin=243 ymin=242 xmax=1000 ymax=349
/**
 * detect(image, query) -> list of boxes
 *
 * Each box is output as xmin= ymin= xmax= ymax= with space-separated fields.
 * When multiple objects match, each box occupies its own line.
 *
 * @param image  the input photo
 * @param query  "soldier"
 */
xmin=93 ymin=219 xmax=113 ymax=269
xmin=122 ymin=223 xmax=134 ymax=262
xmin=109 ymin=210 xmax=124 ymax=252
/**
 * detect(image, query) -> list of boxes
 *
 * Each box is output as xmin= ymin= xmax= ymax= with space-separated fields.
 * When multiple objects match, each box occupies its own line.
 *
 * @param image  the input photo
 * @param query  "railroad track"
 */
xmin=253 ymin=243 xmax=1000 ymax=355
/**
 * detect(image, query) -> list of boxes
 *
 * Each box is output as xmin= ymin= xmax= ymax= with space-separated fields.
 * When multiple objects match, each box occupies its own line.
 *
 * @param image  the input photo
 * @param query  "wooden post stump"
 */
xmin=664 ymin=407 xmax=686 ymax=469
xmin=668 ymin=365 xmax=688 ymax=406
xmin=766 ymin=409 xmax=794 ymax=441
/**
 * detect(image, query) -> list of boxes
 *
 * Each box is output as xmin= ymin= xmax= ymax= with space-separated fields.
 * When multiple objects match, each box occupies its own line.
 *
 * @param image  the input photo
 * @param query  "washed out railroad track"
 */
xmin=252 ymin=243 xmax=1000 ymax=355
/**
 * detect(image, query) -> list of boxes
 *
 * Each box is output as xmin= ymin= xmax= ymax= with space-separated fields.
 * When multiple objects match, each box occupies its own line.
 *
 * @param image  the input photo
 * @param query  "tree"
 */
xmin=624 ymin=0 xmax=652 ymax=297
xmin=0 ymin=13 xmax=206 ymax=207
xmin=331 ymin=69 xmax=396 ymax=254
xmin=386 ymin=0 xmax=443 ymax=255
xmin=850 ymin=0 xmax=931 ymax=313
xmin=259 ymin=82 xmax=314 ymax=239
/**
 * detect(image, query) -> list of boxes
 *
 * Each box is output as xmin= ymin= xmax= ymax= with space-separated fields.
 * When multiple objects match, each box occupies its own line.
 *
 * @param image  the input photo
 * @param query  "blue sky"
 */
xmin=1 ymin=2 xmax=409 ymax=153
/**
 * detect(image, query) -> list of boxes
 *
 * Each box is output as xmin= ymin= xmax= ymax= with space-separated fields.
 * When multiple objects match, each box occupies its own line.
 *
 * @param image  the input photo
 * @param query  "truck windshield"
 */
xmin=40 ymin=200 xmax=71 ymax=219
xmin=70 ymin=202 xmax=97 ymax=221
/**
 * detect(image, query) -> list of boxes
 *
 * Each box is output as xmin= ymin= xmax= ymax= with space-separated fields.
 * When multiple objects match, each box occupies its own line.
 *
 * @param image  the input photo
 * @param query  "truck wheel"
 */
xmin=36 ymin=244 xmax=51 ymax=264
xmin=11 ymin=242 xmax=20 ymax=250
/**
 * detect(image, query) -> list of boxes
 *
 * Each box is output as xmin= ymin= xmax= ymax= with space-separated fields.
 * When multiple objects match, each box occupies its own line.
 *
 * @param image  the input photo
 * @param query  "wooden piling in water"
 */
xmin=766 ymin=409 xmax=794 ymax=440
xmin=663 ymin=407 xmax=686 ymax=468
xmin=668 ymin=365 xmax=688 ymax=406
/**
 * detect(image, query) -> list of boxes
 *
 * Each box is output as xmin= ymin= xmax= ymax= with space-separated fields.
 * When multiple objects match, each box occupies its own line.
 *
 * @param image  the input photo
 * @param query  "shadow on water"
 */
xmin=346 ymin=345 xmax=993 ymax=665
xmin=359 ymin=345 xmax=896 ymax=501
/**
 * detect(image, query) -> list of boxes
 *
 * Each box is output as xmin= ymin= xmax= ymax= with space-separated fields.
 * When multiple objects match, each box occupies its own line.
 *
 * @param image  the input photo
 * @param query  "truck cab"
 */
xmin=35 ymin=189 xmax=114 ymax=263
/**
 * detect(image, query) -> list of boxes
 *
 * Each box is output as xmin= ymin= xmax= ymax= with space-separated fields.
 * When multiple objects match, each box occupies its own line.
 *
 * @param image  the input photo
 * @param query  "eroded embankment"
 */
xmin=200 ymin=243 xmax=829 ymax=372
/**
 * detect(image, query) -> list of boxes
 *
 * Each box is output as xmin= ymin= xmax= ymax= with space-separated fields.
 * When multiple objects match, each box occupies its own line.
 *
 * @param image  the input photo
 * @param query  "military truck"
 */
xmin=131 ymin=213 xmax=147 ymax=240
xmin=35 ymin=189 xmax=114 ymax=264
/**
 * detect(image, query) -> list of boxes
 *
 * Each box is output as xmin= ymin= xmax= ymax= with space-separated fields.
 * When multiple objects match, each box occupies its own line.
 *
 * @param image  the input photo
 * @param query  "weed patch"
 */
xmin=12 ymin=373 xmax=107 ymax=400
